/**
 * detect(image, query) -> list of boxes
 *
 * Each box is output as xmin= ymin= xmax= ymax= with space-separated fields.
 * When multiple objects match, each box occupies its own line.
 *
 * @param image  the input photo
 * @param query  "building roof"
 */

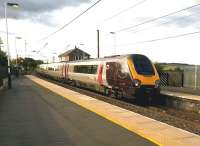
xmin=58 ymin=47 xmax=90 ymax=57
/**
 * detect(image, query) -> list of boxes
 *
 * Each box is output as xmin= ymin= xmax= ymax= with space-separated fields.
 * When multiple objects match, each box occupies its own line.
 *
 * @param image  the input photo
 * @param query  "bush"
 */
xmin=0 ymin=50 xmax=7 ymax=66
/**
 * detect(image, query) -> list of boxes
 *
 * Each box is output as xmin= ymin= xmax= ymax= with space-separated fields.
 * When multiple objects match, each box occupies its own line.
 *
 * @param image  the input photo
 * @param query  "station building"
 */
xmin=58 ymin=46 xmax=90 ymax=62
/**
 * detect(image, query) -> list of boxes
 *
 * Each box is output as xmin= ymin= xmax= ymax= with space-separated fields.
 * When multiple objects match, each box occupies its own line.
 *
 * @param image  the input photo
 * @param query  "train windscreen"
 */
xmin=131 ymin=55 xmax=155 ymax=75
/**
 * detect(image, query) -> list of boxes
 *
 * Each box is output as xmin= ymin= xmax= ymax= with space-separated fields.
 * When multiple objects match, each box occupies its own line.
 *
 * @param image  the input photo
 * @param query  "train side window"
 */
xmin=48 ymin=67 xmax=54 ymax=70
xmin=74 ymin=65 xmax=98 ymax=74
xmin=74 ymin=65 xmax=79 ymax=73
xmin=91 ymin=65 xmax=98 ymax=74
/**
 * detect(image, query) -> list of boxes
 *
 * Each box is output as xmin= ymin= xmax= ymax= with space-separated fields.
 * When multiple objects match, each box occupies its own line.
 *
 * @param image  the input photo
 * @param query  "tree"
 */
xmin=0 ymin=50 xmax=7 ymax=81
xmin=0 ymin=50 xmax=7 ymax=66
xmin=22 ymin=58 xmax=37 ymax=71
xmin=174 ymin=67 xmax=182 ymax=72
xmin=16 ymin=57 xmax=43 ymax=72
xmin=0 ymin=37 xmax=3 ymax=51
xmin=154 ymin=63 xmax=164 ymax=72
xmin=35 ymin=60 xmax=43 ymax=65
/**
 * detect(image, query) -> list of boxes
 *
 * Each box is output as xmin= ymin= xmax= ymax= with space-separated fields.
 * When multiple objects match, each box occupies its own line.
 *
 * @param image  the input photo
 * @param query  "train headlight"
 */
xmin=133 ymin=79 xmax=141 ymax=87
xmin=155 ymin=80 xmax=160 ymax=88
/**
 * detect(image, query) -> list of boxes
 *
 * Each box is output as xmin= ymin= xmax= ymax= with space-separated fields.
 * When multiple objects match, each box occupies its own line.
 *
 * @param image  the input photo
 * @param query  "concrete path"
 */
xmin=0 ymin=76 xmax=155 ymax=146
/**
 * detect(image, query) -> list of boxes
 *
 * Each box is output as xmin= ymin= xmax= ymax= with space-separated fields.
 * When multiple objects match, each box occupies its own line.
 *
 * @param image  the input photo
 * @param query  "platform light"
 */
xmin=7 ymin=3 xmax=20 ymax=8
xmin=4 ymin=2 xmax=20 ymax=89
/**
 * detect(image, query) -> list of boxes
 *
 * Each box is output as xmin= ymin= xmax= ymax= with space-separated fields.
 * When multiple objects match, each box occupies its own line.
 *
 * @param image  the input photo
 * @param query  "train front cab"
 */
xmin=127 ymin=54 xmax=160 ymax=101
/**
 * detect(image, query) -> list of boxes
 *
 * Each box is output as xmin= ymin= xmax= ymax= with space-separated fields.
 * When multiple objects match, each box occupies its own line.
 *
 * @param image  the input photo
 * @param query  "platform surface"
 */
xmin=161 ymin=90 xmax=200 ymax=101
xmin=27 ymin=75 xmax=200 ymax=146
xmin=0 ymin=76 xmax=156 ymax=146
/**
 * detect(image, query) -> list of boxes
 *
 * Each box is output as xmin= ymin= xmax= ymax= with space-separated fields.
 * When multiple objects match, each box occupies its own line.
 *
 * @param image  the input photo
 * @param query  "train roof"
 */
xmin=41 ymin=54 xmax=147 ymax=65
xmin=69 ymin=54 xmax=131 ymax=63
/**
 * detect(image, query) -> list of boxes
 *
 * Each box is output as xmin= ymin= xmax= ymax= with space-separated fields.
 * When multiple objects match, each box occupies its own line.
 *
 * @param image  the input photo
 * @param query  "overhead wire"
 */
xmin=37 ymin=0 xmax=103 ymax=42
xmin=34 ymin=1 xmax=200 ymax=60
xmin=103 ymin=0 xmax=147 ymax=22
xmin=115 ymin=3 xmax=200 ymax=33
xmin=128 ymin=12 xmax=200 ymax=35
xmin=138 ymin=31 xmax=200 ymax=43
xmin=117 ymin=30 xmax=200 ymax=47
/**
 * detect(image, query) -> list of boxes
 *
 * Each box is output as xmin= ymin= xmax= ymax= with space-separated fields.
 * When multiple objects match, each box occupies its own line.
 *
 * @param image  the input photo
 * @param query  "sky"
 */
xmin=0 ymin=0 xmax=200 ymax=64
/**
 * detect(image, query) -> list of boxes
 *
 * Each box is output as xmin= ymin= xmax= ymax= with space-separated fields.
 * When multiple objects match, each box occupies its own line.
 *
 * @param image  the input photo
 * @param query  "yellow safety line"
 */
xmin=28 ymin=76 xmax=163 ymax=146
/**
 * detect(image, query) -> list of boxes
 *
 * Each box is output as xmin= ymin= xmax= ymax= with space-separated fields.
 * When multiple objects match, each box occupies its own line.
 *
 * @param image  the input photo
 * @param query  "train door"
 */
xmin=62 ymin=64 xmax=65 ymax=78
xmin=97 ymin=64 xmax=103 ymax=85
xmin=106 ymin=62 xmax=118 ymax=86
xmin=65 ymin=64 xmax=69 ymax=79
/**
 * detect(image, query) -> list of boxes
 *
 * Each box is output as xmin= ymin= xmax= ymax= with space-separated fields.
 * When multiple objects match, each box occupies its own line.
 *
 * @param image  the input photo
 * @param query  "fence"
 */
xmin=0 ymin=66 xmax=7 ymax=86
xmin=183 ymin=65 xmax=200 ymax=89
xmin=159 ymin=65 xmax=200 ymax=89
xmin=159 ymin=72 xmax=184 ymax=87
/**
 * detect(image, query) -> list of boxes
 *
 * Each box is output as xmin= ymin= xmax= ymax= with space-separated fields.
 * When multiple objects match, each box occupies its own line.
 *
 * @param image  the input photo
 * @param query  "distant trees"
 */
xmin=0 ymin=50 xmax=7 ymax=83
xmin=22 ymin=58 xmax=38 ymax=71
xmin=154 ymin=63 xmax=183 ymax=72
xmin=0 ymin=37 xmax=3 ymax=51
xmin=11 ymin=57 xmax=43 ymax=73
xmin=0 ymin=43 xmax=43 ymax=75
xmin=0 ymin=37 xmax=7 ymax=66
xmin=0 ymin=50 xmax=7 ymax=66
xmin=154 ymin=63 xmax=164 ymax=72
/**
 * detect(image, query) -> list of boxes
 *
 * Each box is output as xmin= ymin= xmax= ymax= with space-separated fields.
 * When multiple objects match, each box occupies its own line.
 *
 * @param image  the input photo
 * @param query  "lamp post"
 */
xmin=97 ymin=29 xmax=100 ymax=58
xmin=4 ymin=2 xmax=20 ymax=89
xmin=110 ymin=32 xmax=117 ymax=55
xmin=24 ymin=40 xmax=28 ymax=58
xmin=15 ymin=36 xmax=22 ymax=67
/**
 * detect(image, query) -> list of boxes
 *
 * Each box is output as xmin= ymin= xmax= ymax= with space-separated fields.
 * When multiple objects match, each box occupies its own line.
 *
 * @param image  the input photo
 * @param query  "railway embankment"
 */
xmin=161 ymin=89 xmax=200 ymax=114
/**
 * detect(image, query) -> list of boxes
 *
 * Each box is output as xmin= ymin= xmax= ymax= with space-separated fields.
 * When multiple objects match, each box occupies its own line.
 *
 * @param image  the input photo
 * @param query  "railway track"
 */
xmin=35 ymin=74 xmax=200 ymax=135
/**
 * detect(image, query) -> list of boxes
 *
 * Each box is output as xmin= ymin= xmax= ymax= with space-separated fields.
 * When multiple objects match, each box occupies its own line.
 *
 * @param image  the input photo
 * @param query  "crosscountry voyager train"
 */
xmin=37 ymin=54 xmax=160 ymax=102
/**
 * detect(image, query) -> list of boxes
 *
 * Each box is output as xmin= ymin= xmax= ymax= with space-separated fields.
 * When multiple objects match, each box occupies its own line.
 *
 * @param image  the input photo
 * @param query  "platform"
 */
xmin=27 ymin=75 xmax=200 ymax=146
xmin=0 ymin=76 xmax=156 ymax=146
xmin=161 ymin=89 xmax=200 ymax=113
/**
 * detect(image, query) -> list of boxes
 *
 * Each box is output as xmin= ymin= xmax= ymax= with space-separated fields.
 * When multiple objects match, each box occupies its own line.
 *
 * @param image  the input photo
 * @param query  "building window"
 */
xmin=74 ymin=56 xmax=77 ymax=60
xmin=77 ymin=56 xmax=82 ymax=60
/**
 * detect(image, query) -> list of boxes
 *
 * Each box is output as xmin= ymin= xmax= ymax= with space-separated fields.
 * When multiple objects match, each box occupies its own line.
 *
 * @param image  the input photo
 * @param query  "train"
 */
xmin=37 ymin=54 xmax=160 ymax=102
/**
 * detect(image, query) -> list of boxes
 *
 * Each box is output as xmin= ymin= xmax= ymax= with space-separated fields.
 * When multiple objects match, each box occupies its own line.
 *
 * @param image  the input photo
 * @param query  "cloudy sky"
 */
xmin=0 ymin=0 xmax=200 ymax=64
